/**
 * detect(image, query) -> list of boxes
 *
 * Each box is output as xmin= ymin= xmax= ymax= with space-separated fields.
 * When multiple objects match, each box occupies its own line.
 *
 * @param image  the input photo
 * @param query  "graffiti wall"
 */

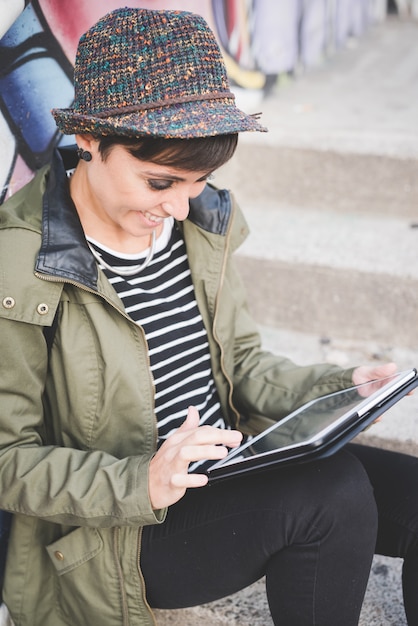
xmin=0 ymin=0 xmax=390 ymax=204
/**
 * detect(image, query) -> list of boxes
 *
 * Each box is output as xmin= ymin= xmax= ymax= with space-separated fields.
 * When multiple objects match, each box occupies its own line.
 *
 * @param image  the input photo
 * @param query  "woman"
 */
xmin=0 ymin=8 xmax=417 ymax=626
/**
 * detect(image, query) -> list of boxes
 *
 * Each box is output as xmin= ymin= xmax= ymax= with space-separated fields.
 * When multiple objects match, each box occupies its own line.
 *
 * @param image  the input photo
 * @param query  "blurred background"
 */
xmin=1 ymin=0 xmax=416 ymax=202
xmin=1 ymin=2 xmax=417 ymax=624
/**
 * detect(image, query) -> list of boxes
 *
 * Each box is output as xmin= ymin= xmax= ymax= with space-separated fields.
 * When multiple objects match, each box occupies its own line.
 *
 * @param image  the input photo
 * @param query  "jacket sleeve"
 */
xmin=0 ymin=315 xmax=165 ymax=528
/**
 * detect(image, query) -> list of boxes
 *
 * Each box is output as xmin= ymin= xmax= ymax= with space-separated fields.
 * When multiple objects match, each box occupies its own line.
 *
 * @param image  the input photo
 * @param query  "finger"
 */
xmin=181 ymin=426 xmax=243 ymax=448
xmin=178 ymin=443 xmax=231 ymax=464
xmin=353 ymin=362 xmax=398 ymax=386
xmin=177 ymin=405 xmax=200 ymax=433
xmin=165 ymin=422 xmax=243 ymax=452
xmin=370 ymin=362 xmax=397 ymax=378
xmin=171 ymin=472 xmax=208 ymax=489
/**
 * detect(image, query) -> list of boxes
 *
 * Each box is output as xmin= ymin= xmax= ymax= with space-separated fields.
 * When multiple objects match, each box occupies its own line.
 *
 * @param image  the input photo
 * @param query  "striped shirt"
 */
xmin=87 ymin=219 xmax=229 ymax=472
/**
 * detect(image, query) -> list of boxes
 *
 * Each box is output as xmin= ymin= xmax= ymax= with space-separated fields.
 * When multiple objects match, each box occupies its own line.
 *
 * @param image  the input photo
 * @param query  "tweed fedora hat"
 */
xmin=52 ymin=7 xmax=267 ymax=138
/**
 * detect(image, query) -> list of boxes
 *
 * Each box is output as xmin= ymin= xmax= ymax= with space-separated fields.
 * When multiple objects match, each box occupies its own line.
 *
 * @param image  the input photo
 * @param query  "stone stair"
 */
xmin=219 ymin=143 xmax=418 ymax=348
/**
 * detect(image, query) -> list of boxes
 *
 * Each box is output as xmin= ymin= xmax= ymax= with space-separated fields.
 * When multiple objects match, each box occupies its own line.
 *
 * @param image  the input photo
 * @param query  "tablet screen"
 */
xmin=209 ymin=368 xmax=417 ymax=472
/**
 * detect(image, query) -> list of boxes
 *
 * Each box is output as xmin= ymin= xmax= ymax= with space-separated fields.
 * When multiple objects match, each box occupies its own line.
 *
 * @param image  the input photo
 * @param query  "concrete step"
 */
xmin=215 ymin=145 xmax=418 ymax=349
xmin=236 ymin=255 xmax=418 ymax=348
xmin=234 ymin=17 xmax=418 ymax=162
xmin=217 ymin=143 xmax=418 ymax=220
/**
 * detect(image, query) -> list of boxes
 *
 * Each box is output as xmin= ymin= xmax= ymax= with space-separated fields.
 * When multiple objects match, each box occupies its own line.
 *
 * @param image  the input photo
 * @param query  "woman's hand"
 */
xmin=352 ymin=361 xmax=414 ymax=399
xmin=352 ymin=362 xmax=408 ymax=429
xmin=148 ymin=406 xmax=243 ymax=510
xmin=352 ymin=362 xmax=397 ymax=387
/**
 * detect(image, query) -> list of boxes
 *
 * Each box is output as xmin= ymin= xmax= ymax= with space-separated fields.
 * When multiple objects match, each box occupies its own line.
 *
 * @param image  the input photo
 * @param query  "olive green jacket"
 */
xmin=0 ymin=151 xmax=353 ymax=625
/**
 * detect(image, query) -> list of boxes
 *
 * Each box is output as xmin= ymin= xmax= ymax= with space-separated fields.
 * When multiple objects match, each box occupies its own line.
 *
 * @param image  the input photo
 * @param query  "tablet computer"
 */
xmin=206 ymin=368 xmax=418 ymax=483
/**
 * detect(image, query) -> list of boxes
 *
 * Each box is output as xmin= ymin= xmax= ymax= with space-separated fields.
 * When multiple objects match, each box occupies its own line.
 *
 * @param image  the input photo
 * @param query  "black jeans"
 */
xmin=142 ymin=445 xmax=386 ymax=625
xmin=141 ymin=445 xmax=418 ymax=625
xmin=348 ymin=444 xmax=418 ymax=625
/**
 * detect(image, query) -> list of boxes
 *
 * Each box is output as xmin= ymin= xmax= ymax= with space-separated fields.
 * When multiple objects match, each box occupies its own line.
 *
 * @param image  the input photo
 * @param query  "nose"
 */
xmin=161 ymin=183 xmax=204 ymax=221
xmin=161 ymin=197 xmax=189 ymax=221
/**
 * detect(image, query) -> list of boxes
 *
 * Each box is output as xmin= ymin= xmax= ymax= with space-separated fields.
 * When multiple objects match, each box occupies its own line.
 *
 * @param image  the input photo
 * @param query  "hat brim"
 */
xmin=51 ymin=97 xmax=267 ymax=138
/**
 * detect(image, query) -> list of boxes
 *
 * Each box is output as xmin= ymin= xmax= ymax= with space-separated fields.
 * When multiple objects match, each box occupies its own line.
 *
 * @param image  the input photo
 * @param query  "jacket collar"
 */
xmin=35 ymin=148 xmax=99 ymax=290
xmin=188 ymin=185 xmax=232 ymax=237
xmin=35 ymin=147 xmax=233 ymax=291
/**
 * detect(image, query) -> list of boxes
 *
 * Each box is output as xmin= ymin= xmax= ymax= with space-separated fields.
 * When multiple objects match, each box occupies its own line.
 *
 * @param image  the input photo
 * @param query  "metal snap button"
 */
xmin=37 ymin=303 xmax=49 ymax=315
xmin=54 ymin=551 xmax=64 ymax=561
xmin=2 ymin=296 xmax=15 ymax=309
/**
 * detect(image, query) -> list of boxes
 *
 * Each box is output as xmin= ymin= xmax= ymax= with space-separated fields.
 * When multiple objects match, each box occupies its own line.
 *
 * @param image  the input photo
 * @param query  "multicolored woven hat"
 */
xmin=52 ymin=7 xmax=267 ymax=138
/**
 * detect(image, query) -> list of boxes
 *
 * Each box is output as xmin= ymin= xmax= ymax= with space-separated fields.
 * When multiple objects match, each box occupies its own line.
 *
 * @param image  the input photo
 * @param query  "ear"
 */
xmin=74 ymin=133 xmax=97 ymax=154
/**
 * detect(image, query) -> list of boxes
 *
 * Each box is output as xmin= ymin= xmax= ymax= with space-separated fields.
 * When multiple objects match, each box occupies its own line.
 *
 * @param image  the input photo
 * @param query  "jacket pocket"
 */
xmin=46 ymin=527 xmax=126 ymax=626
xmin=46 ymin=526 xmax=103 ymax=575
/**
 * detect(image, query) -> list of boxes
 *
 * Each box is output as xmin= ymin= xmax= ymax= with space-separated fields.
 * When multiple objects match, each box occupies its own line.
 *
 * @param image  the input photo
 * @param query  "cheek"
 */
xmin=91 ymin=169 xmax=148 ymax=206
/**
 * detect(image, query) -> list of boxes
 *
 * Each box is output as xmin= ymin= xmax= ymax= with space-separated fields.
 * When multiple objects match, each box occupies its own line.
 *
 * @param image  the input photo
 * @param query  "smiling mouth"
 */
xmin=143 ymin=210 xmax=164 ymax=224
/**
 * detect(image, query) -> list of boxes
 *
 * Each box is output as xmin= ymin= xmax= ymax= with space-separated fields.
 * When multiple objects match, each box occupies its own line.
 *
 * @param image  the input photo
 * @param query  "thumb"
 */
xmin=353 ymin=362 xmax=397 ymax=386
xmin=376 ymin=362 xmax=397 ymax=375
xmin=368 ymin=362 xmax=397 ymax=380
xmin=178 ymin=406 xmax=200 ymax=432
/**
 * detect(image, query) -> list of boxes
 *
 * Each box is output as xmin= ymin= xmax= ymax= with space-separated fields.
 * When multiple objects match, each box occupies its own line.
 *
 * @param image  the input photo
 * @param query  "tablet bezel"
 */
xmin=206 ymin=368 xmax=418 ymax=483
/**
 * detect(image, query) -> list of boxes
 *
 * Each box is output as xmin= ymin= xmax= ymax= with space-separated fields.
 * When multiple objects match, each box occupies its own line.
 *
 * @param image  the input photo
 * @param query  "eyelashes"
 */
xmin=147 ymin=173 xmax=214 ymax=191
xmin=147 ymin=179 xmax=174 ymax=191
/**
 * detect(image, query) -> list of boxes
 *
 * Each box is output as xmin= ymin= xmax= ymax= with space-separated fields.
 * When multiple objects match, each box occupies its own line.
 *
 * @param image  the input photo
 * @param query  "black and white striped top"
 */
xmin=87 ymin=219 xmax=229 ymax=472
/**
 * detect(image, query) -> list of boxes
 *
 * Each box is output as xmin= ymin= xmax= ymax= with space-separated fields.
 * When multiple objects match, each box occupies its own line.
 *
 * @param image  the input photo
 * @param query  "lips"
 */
xmin=143 ymin=210 xmax=164 ymax=224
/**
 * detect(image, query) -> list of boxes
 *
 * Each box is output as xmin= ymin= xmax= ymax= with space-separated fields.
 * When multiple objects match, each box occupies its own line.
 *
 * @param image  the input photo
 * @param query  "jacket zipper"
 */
xmin=210 ymin=209 xmax=241 ymax=429
xmin=113 ymin=527 xmax=130 ymax=625
xmin=112 ymin=526 xmax=157 ymax=626
xmin=137 ymin=527 xmax=158 ymax=625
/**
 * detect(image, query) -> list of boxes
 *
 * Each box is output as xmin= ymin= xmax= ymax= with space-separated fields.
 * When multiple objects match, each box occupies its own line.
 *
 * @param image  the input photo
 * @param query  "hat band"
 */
xmin=90 ymin=90 xmax=236 ymax=118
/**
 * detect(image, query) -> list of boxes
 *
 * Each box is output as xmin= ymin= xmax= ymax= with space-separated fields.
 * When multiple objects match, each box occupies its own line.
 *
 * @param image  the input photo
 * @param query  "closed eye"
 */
xmin=147 ymin=173 xmax=212 ymax=191
xmin=147 ymin=179 xmax=175 ymax=191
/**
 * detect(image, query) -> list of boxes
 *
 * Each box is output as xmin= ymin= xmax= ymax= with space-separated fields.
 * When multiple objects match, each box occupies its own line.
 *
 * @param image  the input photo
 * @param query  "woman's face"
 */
xmin=72 ymin=138 xmax=210 ymax=248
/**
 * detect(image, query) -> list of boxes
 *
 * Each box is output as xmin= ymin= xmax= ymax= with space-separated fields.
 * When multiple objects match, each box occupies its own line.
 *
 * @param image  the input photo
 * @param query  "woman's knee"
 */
xmin=312 ymin=450 xmax=377 ymax=523
xmin=238 ymin=450 xmax=378 ymax=544
xmin=279 ymin=450 xmax=378 ymax=542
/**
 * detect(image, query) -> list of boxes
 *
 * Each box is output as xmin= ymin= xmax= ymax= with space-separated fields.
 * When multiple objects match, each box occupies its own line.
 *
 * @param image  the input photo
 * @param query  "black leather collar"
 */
xmin=36 ymin=148 xmax=98 ymax=290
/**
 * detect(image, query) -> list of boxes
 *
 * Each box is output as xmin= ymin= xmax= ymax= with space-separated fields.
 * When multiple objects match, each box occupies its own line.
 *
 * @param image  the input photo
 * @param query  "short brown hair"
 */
xmin=97 ymin=134 xmax=238 ymax=172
